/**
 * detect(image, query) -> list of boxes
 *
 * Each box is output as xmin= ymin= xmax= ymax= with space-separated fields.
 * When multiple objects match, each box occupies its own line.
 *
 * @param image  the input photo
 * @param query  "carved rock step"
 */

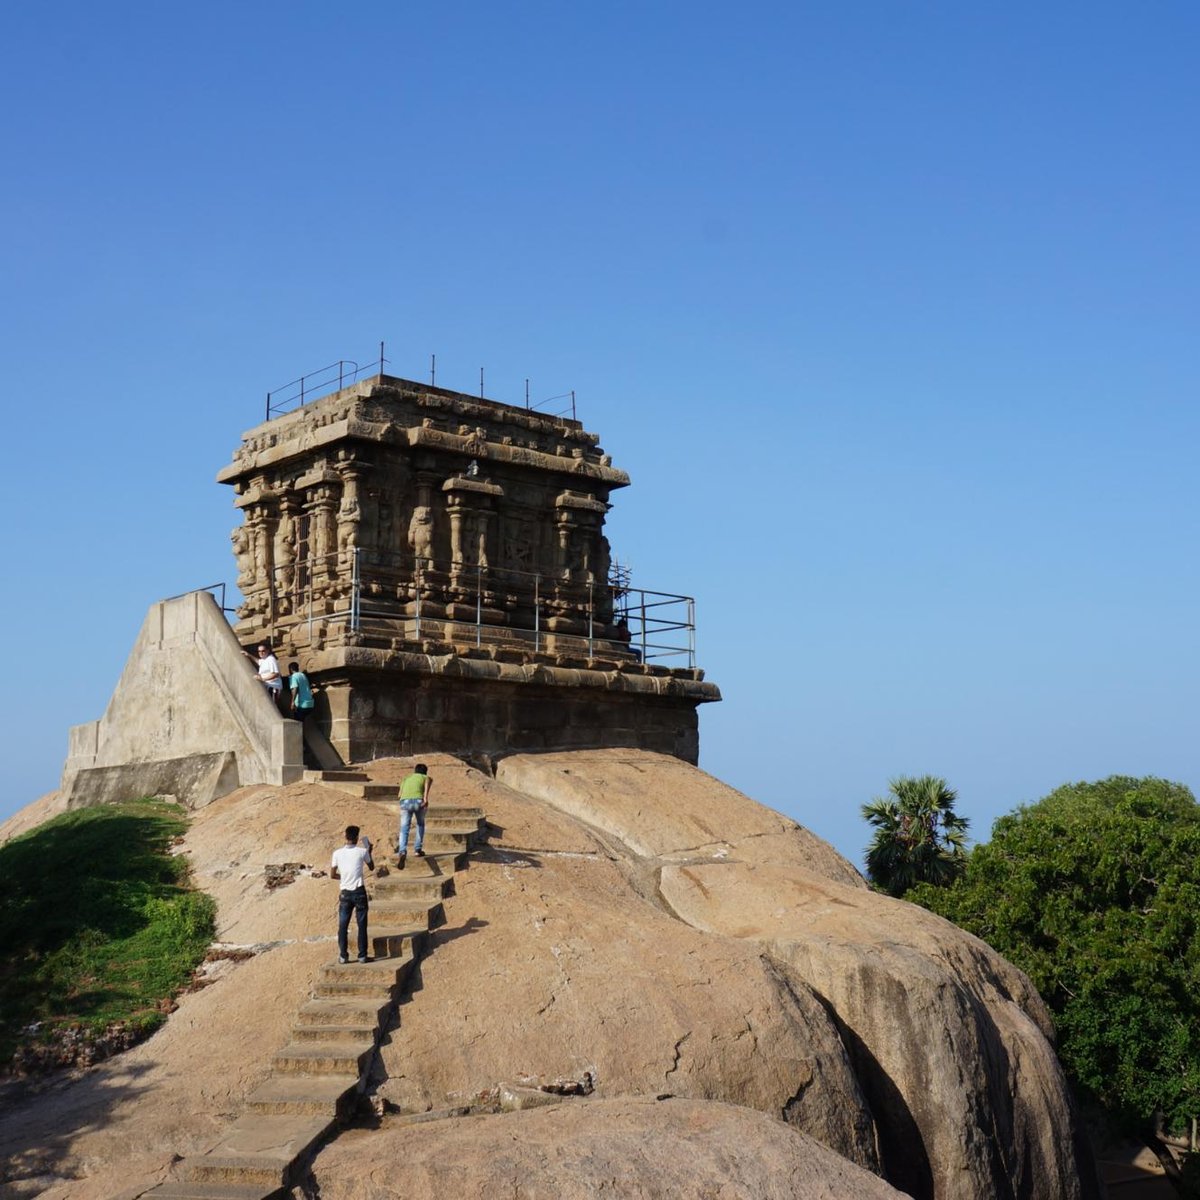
xmin=319 ymin=952 xmax=420 ymax=985
xmin=272 ymin=1041 xmax=375 ymax=1077
xmin=421 ymin=814 xmax=486 ymax=834
xmin=376 ymin=851 xmax=466 ymax=880
xmin=409 ymin=805 xmax=486 ymax=823
xmin=369 ymin=873 xmax=455 ymax=903
xmin=185 ymin=1113 xmax=331 ymax=1186
xmin=367 ymin=925 xmax=433 ymax=960
xmin=302 ymin=770 xmax=398 ymax=800
xmin=295 ymin=997 xmax=392 ymax=1028
xmin=365 ymin=898 xmax=444 ymax=928
xmin=332 ymin=782 xmax=401 ymax=800
xmin=151 ymin=1183 xmax=278 ymax=1199
xmin=311 ymin=950 xmax=419 ymax=999
xmin=406 ymin=828 xmax=477 ymax=853
xmin=312 ymin=977 xmax=397 ymax=1000
xmin=244 ymin=1074 xmax=360 ymax=1119
xmin=303 ymin=769 xmax=369 ymax=783
xmin=291 ymin=1022 xmax=377 ymax=1046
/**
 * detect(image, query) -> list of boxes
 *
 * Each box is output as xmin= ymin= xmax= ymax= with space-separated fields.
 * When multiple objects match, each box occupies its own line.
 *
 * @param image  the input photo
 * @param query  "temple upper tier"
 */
xmin=218 ymin=374 xmax=642 ymax=662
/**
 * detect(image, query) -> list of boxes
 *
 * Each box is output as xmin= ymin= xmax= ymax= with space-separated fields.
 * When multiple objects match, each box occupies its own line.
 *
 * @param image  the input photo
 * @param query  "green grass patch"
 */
xmin=0 ymin=798 xmax=215 ymax=1062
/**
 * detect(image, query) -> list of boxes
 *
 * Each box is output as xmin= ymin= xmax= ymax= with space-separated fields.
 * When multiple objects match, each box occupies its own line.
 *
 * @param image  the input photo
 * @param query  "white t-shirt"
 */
xmin=331 ymin=845 xmax=371 ymax=890
xmin=257 ymin=653 xmax=283 ymax=691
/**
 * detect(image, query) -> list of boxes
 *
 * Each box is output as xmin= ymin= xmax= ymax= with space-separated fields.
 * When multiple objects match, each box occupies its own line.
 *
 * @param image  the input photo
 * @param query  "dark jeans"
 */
xmin=337 ymin=887 xmax=369 ymax=960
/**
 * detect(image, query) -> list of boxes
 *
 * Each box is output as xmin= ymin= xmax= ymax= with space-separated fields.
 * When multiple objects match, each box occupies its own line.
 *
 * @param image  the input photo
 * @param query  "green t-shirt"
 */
xmin=400 ymin=772 xmax=428 ymax=801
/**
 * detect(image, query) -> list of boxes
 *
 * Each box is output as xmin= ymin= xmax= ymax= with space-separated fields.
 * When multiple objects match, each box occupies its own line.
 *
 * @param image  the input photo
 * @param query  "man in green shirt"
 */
xmin=397 ymin=763 xmax=431 ymax=869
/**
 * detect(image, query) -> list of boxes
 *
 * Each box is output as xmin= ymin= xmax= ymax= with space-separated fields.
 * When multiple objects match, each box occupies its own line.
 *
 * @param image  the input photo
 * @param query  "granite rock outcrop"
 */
xmin=0 ymin=752 xmax=1101 ymax=1199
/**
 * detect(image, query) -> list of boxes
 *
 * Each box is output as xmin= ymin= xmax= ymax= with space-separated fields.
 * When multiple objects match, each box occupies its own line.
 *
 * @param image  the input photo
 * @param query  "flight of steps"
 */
xmin=302 ymin=769 xmax=488 ymax=857
xmin=151 ymin=778 xmax=486 ymax=1200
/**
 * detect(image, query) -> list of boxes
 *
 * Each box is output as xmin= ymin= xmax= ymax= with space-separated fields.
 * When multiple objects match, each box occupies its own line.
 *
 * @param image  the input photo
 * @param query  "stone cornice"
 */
xmin=218 ymin=377 xmax=630 ymax=490
xmin=304 ymin=646 xmax=720 ymax=702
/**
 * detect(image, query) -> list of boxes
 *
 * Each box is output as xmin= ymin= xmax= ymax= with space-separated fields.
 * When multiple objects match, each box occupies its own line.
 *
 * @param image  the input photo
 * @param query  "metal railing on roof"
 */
xmin=265 ymin=343 xmax=388 ymax=420
xmin=226 ymin=550 xmax=698 ymax=669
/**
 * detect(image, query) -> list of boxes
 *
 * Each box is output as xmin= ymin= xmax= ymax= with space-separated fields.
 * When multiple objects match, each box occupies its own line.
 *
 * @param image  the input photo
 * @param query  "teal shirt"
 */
xmin=289 ymin=671 xmax=314 ymax=709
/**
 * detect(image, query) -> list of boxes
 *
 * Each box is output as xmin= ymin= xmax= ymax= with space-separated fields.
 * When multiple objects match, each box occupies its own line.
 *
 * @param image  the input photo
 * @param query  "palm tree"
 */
xmin=861 ymin=775 xmax=970 ymax=897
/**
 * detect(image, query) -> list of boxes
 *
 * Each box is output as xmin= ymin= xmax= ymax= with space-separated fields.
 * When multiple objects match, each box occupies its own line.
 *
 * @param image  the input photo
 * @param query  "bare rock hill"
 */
xmin=0 ymin=750 xmax=1102 ymax=1199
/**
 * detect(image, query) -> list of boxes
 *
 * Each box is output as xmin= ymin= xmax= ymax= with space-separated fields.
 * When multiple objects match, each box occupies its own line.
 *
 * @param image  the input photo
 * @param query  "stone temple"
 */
xmin=218 ymin=375 xmax=719 ymax=767
xmin=62 ymin=371 xmax=719 ymax=807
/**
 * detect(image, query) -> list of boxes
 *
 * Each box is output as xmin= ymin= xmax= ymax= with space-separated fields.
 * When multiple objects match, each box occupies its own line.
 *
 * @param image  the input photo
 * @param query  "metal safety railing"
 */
xmin=163 ymin=581 xmax=236 ymax=616
xmin=236 ymin=549 xmax=697 ymax=668
xmin=265 ymin=343 xmax=388 ymax=420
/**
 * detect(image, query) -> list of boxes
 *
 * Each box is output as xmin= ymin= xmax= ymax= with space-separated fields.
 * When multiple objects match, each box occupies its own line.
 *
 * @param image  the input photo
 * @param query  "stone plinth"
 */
xmin=307 ymin=645 xmax=717 ymax=766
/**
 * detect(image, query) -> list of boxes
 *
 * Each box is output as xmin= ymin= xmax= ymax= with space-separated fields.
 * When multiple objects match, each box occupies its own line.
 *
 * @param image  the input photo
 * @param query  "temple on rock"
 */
xmin=217 ymin=373 xmax=719 ymax=766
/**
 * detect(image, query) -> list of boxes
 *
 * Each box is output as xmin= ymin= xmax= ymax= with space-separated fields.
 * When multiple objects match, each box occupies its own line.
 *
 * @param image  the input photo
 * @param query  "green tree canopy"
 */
xmin=911 ymin=776 xmax=1200 ymax=1148
xmin=861 ymin=774 xmax=969 ymax=897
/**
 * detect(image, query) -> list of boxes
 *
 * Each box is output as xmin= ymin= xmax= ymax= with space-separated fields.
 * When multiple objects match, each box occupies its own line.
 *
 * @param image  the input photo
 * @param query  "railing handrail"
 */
xmin=162 ymin=582 xmax=233 ymax=614
xmin=228 ymin=547 xmax=699 ymax=667
xmin=265 ymin=343 xmax=388 ymax=420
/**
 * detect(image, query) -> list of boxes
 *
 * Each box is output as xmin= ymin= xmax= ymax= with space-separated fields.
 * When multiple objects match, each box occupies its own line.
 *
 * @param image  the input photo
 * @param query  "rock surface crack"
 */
xmin=664 ymin=1031 xmax=692 ymax=1080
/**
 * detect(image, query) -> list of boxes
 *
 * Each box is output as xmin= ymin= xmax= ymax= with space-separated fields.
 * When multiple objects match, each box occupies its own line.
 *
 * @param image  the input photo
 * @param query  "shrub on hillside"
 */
xmin=0 ymin=798 xmax=215 ymax=1067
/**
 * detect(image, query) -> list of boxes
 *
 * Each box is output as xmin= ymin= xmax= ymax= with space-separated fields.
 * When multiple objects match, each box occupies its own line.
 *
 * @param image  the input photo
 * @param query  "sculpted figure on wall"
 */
xmin=309 ymin=487 xmax=338 ymax=568
xmin=408 ymin=505 xmax=435 ymax=568
xmin=595 ymin=534 xmax=611 ymax=587
xmin=251 ymin=513 xmax=272 ymax=588
xmin=337 ymin=491 xmax=360 ymax=561
xmin=231 ymin=525 xmax=254 ymax=590
xmin=274 ymin=511 xmax=296 ymax=595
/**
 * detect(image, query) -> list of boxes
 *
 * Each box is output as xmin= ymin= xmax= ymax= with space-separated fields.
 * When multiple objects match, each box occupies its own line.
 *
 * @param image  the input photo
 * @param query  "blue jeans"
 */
xmin=337 ymin=887 xmax=368 ymax=960
xmin=399 ymin=805 xmax=425 ymax=853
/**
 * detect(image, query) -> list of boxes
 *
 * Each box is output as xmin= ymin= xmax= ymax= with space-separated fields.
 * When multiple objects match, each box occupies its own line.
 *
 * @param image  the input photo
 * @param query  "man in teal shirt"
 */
xmin=288 ymin=662 xmax=315 ymax=721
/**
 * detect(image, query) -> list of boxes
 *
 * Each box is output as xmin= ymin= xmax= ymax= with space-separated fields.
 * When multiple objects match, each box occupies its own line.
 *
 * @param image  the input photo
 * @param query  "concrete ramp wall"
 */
xmin=61 ymin=591 xmax=304 ymax=809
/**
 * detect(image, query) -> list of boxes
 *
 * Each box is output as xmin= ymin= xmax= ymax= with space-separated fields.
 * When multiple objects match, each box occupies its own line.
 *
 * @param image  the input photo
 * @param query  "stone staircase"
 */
xmin=150 ymin=779 xmax=486 ymax=1200
xmin=302 ymin=770 xmax=488 ymax=858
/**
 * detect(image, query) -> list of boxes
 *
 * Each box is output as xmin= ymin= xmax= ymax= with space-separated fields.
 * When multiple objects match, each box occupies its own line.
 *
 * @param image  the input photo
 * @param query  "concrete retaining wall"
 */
xmin=61 ymin=591 xmax=304 ymax=809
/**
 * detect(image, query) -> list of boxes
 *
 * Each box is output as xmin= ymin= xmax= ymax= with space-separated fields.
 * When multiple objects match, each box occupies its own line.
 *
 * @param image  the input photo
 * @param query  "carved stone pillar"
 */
xmin=274 ymin=497 xmax=298 ymax=614
xmin=336 ymin=467 xmax=362 ymax=566
xmin=443 ymin=473 xmax=504 ymax=614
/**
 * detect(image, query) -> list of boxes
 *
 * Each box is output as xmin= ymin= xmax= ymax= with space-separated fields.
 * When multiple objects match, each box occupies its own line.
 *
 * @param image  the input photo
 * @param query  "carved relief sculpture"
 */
xmin=408 ymin=505 xmax=435 ymax=568
xmin=231 ymin=525 xmax=254 ymax=591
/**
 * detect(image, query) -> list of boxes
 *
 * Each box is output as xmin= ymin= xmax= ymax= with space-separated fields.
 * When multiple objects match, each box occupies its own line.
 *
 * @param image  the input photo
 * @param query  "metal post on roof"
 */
xmin=587 ymin=577 xmax=594 ymax=659
xmin=526 ymin=379 xmax=530 ymax=409
xmin=379 ymin=341 xmax=385 ymax=377
xmin=431 ymin=354 xmax=436 ymax=386
xmin=480 ymin=367 xmax=484 ymax=398
xmin=414 ymin=558 xmax=423 ymax=640
xmin=571 ymin=390 xmax=576 ymax=421
xmin=688 ymin=597 xmax=696 ymax=670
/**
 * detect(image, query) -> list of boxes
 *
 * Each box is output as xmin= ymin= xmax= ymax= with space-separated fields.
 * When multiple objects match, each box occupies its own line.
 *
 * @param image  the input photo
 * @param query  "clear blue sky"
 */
xmin=2 ymin=3 xmax=1197 ymax=867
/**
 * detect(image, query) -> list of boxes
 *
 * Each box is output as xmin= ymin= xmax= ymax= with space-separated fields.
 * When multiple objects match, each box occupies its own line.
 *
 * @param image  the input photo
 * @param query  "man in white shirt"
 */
xmin=331 ymin=825 xmax=375 ymax=964
xmin=247 ymin=643 xmax=285 ymax=712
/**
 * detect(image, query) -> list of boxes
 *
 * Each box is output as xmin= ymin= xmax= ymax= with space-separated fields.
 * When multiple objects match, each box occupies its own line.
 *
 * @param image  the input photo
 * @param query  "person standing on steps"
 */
xmin=331 ymin=825 xmax=374 ymax=964
xmin=287 ymin=661 xmax=315 ymax=722
xmin=247 ymin=643 xmax=284 ymax=712
xmin=289 ymin=661 xmax=317 ymax=768
xmin=397 ymin=763 xmax=431 ymax=869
